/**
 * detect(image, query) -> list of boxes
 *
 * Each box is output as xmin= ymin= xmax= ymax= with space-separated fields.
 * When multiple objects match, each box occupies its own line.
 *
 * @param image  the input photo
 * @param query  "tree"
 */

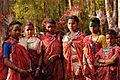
xmin=105 ymin=0 xmax=117 ymax=29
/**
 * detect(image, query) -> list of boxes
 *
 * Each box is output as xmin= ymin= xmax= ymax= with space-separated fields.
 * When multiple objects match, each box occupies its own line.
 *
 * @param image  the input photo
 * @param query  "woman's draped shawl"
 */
xmin=83 ymin=36 xmax=102 ymax=76
xmin=95 ymin=46 xmax=120 ymax=80
xmin=63 ymin=32 xmax=85 ymax=79
xmin=4 ymin=39 xmax=32 ymax=80
xmin=19 ymin=37 xmax=41 ymax=70
xmin=39 ymin=32 xmax=63 ymax=80
xmin=0 ymin=47 xmax=8 ymax=80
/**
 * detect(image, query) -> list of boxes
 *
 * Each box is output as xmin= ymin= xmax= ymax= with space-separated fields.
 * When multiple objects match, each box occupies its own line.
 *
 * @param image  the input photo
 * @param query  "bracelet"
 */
xmin=103 ymin=60 xmax=105 ymax=63
xmin=14 ymin=66 xmax=21 ymax=72
xmin=36 ymin=67 xmax=40 ymax=70
xmin=83 ymin=62 xmax=87 ymax=65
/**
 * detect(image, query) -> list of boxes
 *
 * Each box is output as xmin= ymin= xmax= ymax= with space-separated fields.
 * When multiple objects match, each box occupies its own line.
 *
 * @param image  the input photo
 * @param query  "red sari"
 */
xmin=5 ymin=39 xmax=32 ymax=80
xmin=0 ymin=47 xmax=8 ymax=80
xmin=83 ymin=35 xmax=103 ymax=80
xmin=95 ymin=46 xmax=120 ymax=80
xmin=63 ymin=31 xmax=85 ymax=80
xmin=39 ymin=32 xmax=63 ymax=80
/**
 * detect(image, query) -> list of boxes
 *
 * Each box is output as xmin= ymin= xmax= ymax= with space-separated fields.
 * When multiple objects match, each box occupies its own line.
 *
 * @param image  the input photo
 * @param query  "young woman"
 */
xmin=36 ymin=18 xmax=64 ymax=80
xmin=2 ymin=21 xmax=32 ymax=80
xmin=19 ymin=22 xmax=41 ymax=79
xmin=62 ymin=15 xmax=85 ymax=80
xmin=82 ymin=17 xmax=106 ymax=80
xmin=95 ymin=29 xmax=120 ymax=80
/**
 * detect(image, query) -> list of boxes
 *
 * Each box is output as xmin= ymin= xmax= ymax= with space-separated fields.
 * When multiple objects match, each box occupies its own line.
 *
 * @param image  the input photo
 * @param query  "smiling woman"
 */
xmin=1 ymin=20 xmax=33 ymax=80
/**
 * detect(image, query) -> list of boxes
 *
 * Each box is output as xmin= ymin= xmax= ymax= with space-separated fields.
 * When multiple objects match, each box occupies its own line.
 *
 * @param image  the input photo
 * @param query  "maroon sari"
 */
xmin=95 ymin=46 xmax=120 ymax=80
xmin=39 ymin=32 xmax=63 ymax=80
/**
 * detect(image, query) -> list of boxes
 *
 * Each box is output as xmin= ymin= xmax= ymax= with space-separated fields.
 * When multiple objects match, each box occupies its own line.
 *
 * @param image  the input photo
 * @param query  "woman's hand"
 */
xmin=19 ymin=69 xmax=29 ymax=77
xmin=34 ymin=69 xmax=40 ymax=77
xmin=49 ymin=54 xmax=60 ymax=62
xmin=98 ymin=59 xmax=105 ymax=63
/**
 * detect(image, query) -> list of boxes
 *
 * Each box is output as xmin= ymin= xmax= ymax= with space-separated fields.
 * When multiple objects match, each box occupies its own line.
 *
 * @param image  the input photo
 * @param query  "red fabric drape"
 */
xmin=83 ymin=36 xmax=102 ymax=80
xmin=39 ymin=32 xmax=63 ymax=80
xmin=0 ymin=47 xmax=8 ymax=80
xmin=63 ymin=32 xmax=85 ymax=80
xmin=95 ymin=46 xmax=120 ymax=80
xmin=9 ymin=44 xmax=32 ymax=80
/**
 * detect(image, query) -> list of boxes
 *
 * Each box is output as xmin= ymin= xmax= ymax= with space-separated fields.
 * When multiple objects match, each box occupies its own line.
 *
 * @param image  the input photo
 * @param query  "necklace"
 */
xmin=103 ymin=45 xmax=116 ymax=56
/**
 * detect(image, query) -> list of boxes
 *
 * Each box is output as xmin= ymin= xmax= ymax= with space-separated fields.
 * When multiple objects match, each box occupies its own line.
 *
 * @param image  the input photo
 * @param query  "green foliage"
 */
xmin=9 ymin=0 xmax=105 ymax=33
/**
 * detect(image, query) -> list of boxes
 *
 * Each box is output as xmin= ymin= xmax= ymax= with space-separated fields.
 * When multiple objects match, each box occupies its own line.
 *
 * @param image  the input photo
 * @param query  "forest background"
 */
xmin=0 ymin=0 xmax=120 ymax=39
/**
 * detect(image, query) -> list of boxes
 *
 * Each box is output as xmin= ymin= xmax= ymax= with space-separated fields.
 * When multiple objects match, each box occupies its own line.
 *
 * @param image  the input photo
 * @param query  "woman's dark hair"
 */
xmin=9 ymin=20 xmax=22 ymax=27
xmin=89 ymin=16 xmax=100 ymax=27
xmin=67 ymin=15 xmax=79 ymax=24
xmin=25 ymin=22 xmax=34 ymax=29
xmin=46 ymin=18 xmax=56 ymax=24
xmin=5 ymin=20 xmax=22 ymax=40
xmin=106 ymin=29 xmax=117 ymax=38
xmin=42 ymin=18 xmax=56 ymax=32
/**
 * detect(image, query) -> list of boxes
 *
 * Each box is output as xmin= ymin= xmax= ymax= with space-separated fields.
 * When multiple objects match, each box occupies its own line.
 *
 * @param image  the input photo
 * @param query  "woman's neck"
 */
xmin=91 ymin=33 xmax=99 ymax=37
xmin=25 ymin=36 xmax=31 ymax=39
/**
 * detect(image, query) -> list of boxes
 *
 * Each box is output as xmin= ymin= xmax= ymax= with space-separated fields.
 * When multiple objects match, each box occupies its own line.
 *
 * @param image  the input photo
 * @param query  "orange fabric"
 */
xmin=63 ymin=32 xmax=85 ymax=80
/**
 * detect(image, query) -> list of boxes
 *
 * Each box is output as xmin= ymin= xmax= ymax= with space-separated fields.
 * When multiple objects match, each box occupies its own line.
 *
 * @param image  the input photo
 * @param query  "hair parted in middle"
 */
xmin=67 ymin=15 xmax=79 ymax=24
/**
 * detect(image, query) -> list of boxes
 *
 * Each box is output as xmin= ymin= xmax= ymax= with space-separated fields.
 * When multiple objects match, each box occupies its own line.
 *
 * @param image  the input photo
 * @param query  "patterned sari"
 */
xmin=83 ymin=35 xmax=105 ymax=80
xmin=39 ymin=32 xmax=63 ymax=80
xmin=95 ymin=46 xmax=120 ymax=80
xmin=5 ymin=38 xmax=32 ymax=80
xmin=62 ymin=31 xmax=85 ymax=80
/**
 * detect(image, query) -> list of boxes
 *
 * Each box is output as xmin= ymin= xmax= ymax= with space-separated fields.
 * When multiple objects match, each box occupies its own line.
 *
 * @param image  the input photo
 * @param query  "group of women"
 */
xmin=0 ymin=15 xmax=120 ymax=80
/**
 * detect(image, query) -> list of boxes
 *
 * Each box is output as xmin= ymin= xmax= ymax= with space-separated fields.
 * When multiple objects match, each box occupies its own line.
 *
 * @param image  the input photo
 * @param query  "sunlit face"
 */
xmin=10 ymin=26 xmax=21 ymax=39
xmin=45 ymin=23 xmax=55 ymax=33
xmin=67 ymin=19 xmax=77 ymax=32
xmin=89 ymin=26 xmax=99 ymax=34
xmin=106 ymin=34 xmax=116 ymax=46
xmin=24 ymin=25 xmax=34 ymax=37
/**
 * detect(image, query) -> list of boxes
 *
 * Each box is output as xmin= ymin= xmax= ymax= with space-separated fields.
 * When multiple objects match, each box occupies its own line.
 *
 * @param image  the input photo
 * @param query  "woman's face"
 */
xmin=106 ymin=34 xmax=116 ymax=46
xmin=45 ymin=23 xmax=55 ymax=33
xmin=67 ymin=19 xmax=77 ymax=32
xmin=89 ymin=26 xmax=99 ymax=34
xmin=10 ymin=26 xmax=21 ymax=39
xmin=24 ymin=25 xmax=34 ymax=37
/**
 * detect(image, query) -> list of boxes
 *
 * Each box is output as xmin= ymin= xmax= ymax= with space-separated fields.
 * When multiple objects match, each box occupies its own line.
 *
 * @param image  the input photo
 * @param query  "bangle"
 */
xmin=14 ymin=66 xmax=21 ymax=72
xmin=103 ymin=60 xmax=105 ymax=63
xmin=83 ymin=62 xmax=87 ymax=65
xmin=36 ymin=67 xmax=40 ymax=70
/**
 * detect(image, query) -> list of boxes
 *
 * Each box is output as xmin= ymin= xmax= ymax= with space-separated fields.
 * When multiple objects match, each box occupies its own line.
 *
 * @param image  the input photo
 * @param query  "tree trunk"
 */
xmin=118 ymin=0 xmax=120 ymax=35
xmin=68 ymin=0 xmax=73 ymax=9
xmin=118 ymin=0 xmax=120 ymax=29
xmin=58 ymin=0 xmax=61 ymax=17
xmin=105 ymin=0 xmax=117 ymax=29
